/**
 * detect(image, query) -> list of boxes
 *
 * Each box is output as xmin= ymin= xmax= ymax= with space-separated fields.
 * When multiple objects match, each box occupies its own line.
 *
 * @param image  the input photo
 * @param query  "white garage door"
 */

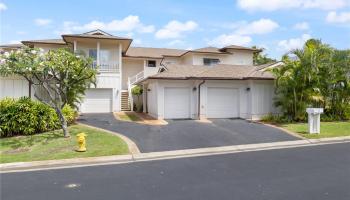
xmin=81 ymin=89 xmax=112 ymax=113
xmin=164 ymin=87 xmax=191 ymax=119
xmin=207 ymin=87 xmax=239 ymax=118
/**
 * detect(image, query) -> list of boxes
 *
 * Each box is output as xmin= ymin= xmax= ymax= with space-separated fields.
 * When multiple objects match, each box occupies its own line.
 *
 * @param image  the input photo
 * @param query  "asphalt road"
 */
xmin=2 ymin=143 xmax=350 ymax=200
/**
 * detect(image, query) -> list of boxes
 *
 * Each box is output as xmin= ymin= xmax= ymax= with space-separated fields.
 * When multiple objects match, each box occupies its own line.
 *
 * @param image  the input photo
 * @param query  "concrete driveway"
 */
xmin=78 ymin=113 xmax=299 ymax=153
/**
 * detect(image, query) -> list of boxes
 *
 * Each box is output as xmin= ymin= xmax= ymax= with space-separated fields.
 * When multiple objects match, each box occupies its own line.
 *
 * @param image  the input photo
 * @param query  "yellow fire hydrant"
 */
xmin=76 ymin=133 xmax=87 ymax=152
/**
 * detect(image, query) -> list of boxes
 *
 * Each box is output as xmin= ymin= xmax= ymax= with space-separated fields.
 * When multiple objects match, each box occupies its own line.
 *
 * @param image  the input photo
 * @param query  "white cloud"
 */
xmin=35 ymin=18 xmax=52 ymax=26
xmin=237 ymin=0 xmax=347 ymax=11
xmin=155 ymin=20 xmax=198 ymax=39
xmin=278 ymin=34 xmax=311 ymax=51
xmin=235 ymin=19 xmax=279 ymax=35
xmin=9 ymin=40 xmax=21 ymax=44
xmin=326 ymin=11 xmax=350 ymax=24
xmin=58 ymin=15 xmax=155 ymax=34
xmin=294 ymin=22 xmax=310 ymax=30
xmin=0 ymin=3 xmax=7 ymax=11
xmin=168 ymin=40 xmax=184 ymax=46
xmin=208 ymin=34 xmax=252 ymax=46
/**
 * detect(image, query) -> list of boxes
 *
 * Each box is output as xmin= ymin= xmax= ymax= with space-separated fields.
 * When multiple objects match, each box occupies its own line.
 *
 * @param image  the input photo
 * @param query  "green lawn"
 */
xmin=281 ymin=121 xmax=350 ymax=139
xmin=0 ymin=124 xmax=129 ymax=163
xmin=118 ymin=112 xmax=141 ymax=122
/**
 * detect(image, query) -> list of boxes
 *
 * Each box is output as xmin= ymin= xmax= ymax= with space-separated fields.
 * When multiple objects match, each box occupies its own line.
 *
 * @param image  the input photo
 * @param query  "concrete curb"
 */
xmin=1 ymin=136 xmax=349 ymax=173
xmin=77 ymin=123 xmax=141 ymax=154
xmin=254 ymin=121 xmax=306 ymax=139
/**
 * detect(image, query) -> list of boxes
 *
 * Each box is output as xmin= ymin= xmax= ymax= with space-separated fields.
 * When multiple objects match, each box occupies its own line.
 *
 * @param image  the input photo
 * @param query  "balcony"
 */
xmin=92 ymin=61 xmax=119 ymax=73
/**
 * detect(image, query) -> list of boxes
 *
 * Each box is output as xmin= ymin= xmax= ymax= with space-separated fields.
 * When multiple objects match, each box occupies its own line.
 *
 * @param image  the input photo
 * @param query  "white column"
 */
xmin=96 ymin=41 xmax=100 ymax=65
xmin=73 ymin=40 xmax=77 ymax=52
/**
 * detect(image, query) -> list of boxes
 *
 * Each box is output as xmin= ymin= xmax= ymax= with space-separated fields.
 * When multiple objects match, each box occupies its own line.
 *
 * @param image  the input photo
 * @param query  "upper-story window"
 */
xmin=89 ymin=49 xmax=97 ymax=61
xmin=147 ymin=60 xmax=156 ymax=67
xmin=203 ymin=58 xmax=220 ymax=66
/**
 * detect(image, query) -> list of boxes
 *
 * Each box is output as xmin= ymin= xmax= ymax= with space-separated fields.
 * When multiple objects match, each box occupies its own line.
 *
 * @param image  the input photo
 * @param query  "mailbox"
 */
xmin=306 ymin=108 xmax=324 ymax=134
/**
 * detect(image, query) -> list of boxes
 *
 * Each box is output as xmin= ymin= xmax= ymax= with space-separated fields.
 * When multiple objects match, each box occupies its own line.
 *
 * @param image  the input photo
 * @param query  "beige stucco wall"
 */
xmin=122 ymin=59 xmax=144 ymax=89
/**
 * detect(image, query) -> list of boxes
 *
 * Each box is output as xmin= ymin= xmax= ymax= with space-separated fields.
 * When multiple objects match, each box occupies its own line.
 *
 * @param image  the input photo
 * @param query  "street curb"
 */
xmin=1 ymin=136 xmax=349 ymax=173
xmin=254 ymin=121 xmax=306 ymax=139
xmin=77 ymin=123 xmax=141 ymax=154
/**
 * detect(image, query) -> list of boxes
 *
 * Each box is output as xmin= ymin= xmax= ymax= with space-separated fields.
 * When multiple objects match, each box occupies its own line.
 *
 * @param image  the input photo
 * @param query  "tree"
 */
xmin=252 ymin=46 xmax=276 ymax=65
xmin=0 ymin=47 xmax=97 ymax=137
xmin=131 ymin=85 xmax=143 ymax=112
xmin=271 ymin=39 xmax=350 ymax=121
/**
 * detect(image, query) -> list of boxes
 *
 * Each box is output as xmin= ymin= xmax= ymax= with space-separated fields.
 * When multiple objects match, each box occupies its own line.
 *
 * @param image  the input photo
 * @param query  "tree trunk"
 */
xmin=55 ymin=107 xmax=70 ymax=137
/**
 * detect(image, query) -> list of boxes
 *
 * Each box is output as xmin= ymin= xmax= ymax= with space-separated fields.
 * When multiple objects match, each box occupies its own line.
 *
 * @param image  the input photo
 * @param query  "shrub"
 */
xmin=260 ymin=113 xmax=292 ymax=123
xmin=0 ymin=97 xmax=77 ymax=137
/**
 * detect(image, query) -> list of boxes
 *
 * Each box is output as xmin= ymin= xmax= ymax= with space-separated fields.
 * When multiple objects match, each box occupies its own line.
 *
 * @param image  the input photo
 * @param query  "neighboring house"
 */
xmin=0 ymin=29 xmax=281 ymax=120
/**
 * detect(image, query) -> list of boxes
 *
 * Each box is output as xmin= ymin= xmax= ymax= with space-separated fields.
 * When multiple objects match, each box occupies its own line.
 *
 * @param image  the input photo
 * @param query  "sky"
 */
xmin=0 ymin=0 xmax=349 ymax=59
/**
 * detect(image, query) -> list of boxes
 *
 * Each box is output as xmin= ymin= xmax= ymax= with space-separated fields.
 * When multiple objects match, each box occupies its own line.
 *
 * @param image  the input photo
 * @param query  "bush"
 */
xmin=260 ymin=113 xmax=292 ymax=123
xmin=0 ymin=97 xmax=77 ymax=137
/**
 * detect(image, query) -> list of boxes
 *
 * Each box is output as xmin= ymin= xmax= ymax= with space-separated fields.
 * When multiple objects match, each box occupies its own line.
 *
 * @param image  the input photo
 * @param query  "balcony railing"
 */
xmin=92 ymin=61 xmax=119 ymax=73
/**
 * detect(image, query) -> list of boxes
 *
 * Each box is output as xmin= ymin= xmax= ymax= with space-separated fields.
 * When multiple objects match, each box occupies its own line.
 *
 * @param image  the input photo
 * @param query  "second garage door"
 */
xmin=81 ymin=89 xmax=112 ymax=113
xmin=164 ymin=87 xmax=191 ymax=119
xmin=207 ymin=87 xmax=239 ymax=118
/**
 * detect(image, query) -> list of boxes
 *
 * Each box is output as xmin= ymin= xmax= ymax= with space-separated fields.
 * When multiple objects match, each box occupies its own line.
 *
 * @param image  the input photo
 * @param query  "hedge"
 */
xmin=0 ymin=97 xmax=77 ymax=137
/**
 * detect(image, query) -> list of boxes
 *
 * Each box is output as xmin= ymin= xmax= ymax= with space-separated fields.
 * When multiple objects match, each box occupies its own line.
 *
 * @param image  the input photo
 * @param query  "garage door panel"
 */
xmin=207 ymin=87 xmax=238 ymax=118
xmin=164 ymin=87 xmax=190 ymax=119
xmin=81 ymin=89 xmax=112 ymax=113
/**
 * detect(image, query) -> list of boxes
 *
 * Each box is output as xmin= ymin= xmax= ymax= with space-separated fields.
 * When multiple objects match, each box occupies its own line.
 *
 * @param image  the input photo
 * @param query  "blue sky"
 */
xmin=0 ymin=0 xmax=349 ymax=59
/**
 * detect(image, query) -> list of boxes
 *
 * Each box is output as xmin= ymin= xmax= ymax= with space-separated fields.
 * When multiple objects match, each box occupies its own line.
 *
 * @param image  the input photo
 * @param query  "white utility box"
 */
xmin=306 ymin=108 xmax=324 ymax=134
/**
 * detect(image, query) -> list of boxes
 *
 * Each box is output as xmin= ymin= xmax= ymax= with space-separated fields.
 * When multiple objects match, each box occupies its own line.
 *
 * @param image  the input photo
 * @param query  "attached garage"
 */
xmin=81 ymin=89 xmax=113 ymax=113
xmin=164 ymin=87 xmax=191 ymax=119
xmin=206 ymin=87 xmax=239 ymax=118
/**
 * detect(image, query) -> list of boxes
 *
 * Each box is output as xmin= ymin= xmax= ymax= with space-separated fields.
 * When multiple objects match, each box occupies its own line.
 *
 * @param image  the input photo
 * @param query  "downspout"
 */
xmin=197 ymin=80 xmax=206 ymax=119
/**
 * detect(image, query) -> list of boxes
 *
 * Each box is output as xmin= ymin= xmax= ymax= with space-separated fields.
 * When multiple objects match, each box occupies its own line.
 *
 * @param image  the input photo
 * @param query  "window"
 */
xmin=89 ymin=49 xmax=97 ymax=60
xmin=203 ymin=58 xmax=220 ymax=66
xmin=99 ymin=50 xmax=110 ymax=64
xmin=147 ymin=60 xmax=156 ymax=67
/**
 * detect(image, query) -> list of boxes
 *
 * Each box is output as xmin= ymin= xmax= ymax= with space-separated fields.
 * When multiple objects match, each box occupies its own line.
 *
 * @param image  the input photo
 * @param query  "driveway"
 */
xmin=78 ymin=113 xmax=299 ymax=153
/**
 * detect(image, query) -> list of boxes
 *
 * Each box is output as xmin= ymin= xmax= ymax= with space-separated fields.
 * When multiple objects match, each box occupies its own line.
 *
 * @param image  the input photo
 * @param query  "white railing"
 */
xmin=92 ymin=61 xmax=120 ymax=73
xmin=127 ymin=70 xmax=145 ymax=111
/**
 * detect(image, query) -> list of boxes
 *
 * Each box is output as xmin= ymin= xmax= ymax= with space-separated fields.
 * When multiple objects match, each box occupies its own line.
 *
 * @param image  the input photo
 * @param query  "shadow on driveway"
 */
xmin=78 ymin=113 xmax=299 ymax=153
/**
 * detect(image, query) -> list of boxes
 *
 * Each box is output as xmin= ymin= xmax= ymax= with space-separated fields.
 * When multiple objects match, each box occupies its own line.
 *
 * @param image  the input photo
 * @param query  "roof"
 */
xmin=125 ymin=47 xmax=187 ymax=58
xmin=21 ymin=39 xmax=67 ymax=45
xmin=62 ymin=33 xmax=131 ymax=41
xmin=0 ymin=43 xmax=25 ymax=49
xmin=190 ymin=47 xmax=230 ymax=54
xmin=220 ymin=45 xmax=261 ymax=52
xmin=145 ymin=64 xmax=275 ymax=81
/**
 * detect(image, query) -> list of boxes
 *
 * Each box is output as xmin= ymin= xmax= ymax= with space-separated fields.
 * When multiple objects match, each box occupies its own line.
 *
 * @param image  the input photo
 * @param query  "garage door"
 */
xmin=164 ymin=87 xmax=191 ymax=119
xmin=207 ymin=87 xmax=239 ymax=118
xmin=81 ymin=89 xmax=112 ymax=113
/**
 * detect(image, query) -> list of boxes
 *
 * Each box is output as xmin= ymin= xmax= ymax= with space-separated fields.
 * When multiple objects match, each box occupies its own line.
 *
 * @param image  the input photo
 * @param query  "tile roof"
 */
xmin=189 ymin=47 xmax=230 ymax=54
xmin=220 ymin=45 xmax=261 ymax=52
xmin=21 ymin=39 xmax=67 ymax=45
xmin=147 ymin=64 xmax=275 ymax=80
xmin=62 ymin=33 xmax=131 ymax=40
xmin=125 ymin=47 xmax=188 ymax=58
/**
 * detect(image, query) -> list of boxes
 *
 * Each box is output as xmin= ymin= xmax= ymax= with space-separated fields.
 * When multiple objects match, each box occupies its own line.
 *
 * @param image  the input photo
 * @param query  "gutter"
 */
xmin=197 ymin=80 xmax=206 ymax=119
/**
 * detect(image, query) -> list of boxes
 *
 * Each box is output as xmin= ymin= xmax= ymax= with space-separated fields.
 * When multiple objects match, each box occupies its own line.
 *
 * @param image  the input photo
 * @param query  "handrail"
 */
xmin=92 ymin=61 xmax=119 ymax=73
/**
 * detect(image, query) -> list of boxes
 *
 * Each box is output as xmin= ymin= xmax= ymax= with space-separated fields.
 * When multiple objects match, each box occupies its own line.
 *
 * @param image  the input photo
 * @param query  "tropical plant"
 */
xmin=0 ymin=47 xmax=97 ymax=137
xmin=0 ymin=97 xmax=76 ymax=137
xmin=131 ymin=85 xmax=143 ymax=112
xmin=252 ymin=46 xmax=276 ymax=65
xmin=272 ymin=39 xmax=350 ymax=121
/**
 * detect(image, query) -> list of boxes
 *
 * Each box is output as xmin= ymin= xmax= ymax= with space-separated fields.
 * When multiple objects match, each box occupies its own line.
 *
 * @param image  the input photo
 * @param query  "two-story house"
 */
xmin=0 ymin=29 xmax=280 ymax=120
